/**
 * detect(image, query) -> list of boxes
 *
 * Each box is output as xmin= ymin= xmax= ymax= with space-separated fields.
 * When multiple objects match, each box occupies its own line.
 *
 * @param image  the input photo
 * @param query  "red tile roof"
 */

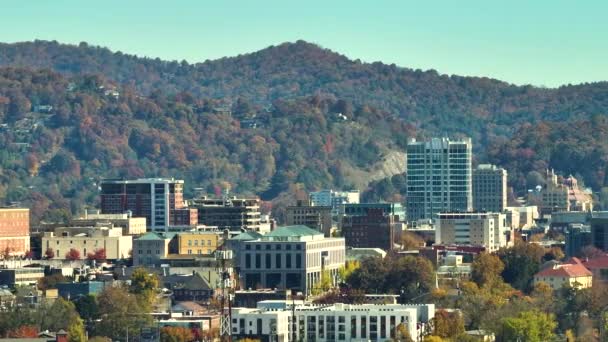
xmin=582 ymin=254 xmax=608 ymax=270
xmin=535 ymin=260 xmax=592 ymax=278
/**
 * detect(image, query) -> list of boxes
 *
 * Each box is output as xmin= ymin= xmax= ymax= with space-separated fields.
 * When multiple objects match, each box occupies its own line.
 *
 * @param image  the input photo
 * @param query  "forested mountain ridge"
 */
xmin=2 ymin=40 xmax=608 ymax=133
xmin=0 ymin=67 xmax=412 ymax=222
xmin=1 ymin=40 xmax=608 ymax=222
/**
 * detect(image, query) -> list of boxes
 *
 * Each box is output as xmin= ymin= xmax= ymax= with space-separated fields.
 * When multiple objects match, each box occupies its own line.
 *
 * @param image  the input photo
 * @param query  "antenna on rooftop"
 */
xmin=217 ymin=246 xmax=233 ymax=341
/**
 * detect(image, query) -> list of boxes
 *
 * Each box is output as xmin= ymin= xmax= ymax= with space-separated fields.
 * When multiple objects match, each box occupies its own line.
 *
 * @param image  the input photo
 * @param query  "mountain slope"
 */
xmin=0 ymin=67 xmax=414 ymax=222
xmin=1 ymin=40 xmax=608 ymax=221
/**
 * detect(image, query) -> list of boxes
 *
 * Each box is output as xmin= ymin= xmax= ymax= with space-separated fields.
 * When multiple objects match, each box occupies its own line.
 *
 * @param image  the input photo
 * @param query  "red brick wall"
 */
xmin=0 ymin=209 xmax=29 ymax=255
xmin=0 ymin=209 xmax=29 ymax=238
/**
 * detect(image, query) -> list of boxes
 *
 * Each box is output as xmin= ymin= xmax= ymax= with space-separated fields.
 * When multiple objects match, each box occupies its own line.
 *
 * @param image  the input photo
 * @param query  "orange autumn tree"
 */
xmin=7 ymin=325 xmax=39 ymax=338
xmin=160 ymin=326 xmax=194 ymax=342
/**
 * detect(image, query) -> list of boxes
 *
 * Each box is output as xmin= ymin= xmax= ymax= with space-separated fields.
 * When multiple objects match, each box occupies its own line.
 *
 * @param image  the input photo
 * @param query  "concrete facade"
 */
xmin=239 ymin=226 xmax=345 ymax=295
xmin=133 ymin=232 xmax=177 ymax=266
xmin=0 ymin=208 xmax=30 ymax=257
xmin=436 ymin=212 xmax=508 ymax=252
xmin=472 ymin=164 xmax=507 ymax=213
xmin=341 ymin=209 xmax=395 ymax=251
xmin=285 ymin=201 xmax=333 ymax=237
xmin=406 ymin=137 xmax=472 ymax=221
xmin=190 ymin=196 xmax=262 ymax=232
xmin=100 ymin=178 xmax=197 ymax=232
xmin=42 ymin=226 xmax=132 ymax=260
xmin=231 ymin=301 xmax=435 ymax=342
xmin=177 ymin=232 xmax=221 ymax=256
xmin=73 ymin=212 xmax=147 ymax=236
xmin=309 ymin=190 xmax=360 ymax=216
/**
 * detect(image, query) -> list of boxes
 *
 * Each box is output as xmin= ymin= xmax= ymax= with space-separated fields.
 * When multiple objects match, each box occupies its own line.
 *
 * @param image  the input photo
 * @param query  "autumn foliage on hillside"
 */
xmin=1 ymin=40 xmax=608 ymax=222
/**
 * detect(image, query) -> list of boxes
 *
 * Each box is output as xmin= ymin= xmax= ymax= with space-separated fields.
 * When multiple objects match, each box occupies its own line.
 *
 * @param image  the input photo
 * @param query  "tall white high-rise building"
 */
xmin=406 ymin=137 xmax=472 ymax=221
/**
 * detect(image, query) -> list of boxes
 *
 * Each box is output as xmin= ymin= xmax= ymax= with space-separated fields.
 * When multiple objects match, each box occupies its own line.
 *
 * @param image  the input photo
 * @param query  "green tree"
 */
xmin=422 ymin=336 xmax=445 ymax=342
xmin=386 ymin=256 xmax=435 ymax=301
xmin=471 ymin=252 xmax=504 ymax=287
xmin=94 ymin=286 xmax=152 ymax=340
xmin=498 ymin=242 xmax=545 ymax=291
xmin=74 ymin=294 xmax=100 ymax=322
xmin=160 ymin=326 xmax=194 ymax=342
xmin=346 ymin=256 xmax=389 ymax=293
xmin=67 ymin=318 xmax=87 ymax=342
xmin=39 ymin=298 xmax=82 ymax=332
xmin=313 ymin=270 xmax=334 ymax=295
xmin=130 ymin=267 xmax=159 ymax=306
xmin=338 ymin=260 xmax=359 ymax=281
xmin=499 ymin=310 xmax=557 ymax=342
xmin=88 ymin=337 xmax=112 ymax=342
xmin=37 ymin=273 xmax=67 ymax=291
xmin=432 ymin=309 xmax=465 ymax=339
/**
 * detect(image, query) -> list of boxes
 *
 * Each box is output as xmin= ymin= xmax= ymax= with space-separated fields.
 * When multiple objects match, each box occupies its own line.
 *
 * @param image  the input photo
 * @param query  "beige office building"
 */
xmin=73 ymin=211 xmax=147 ymax=236
xmin=133 ymin=232 xmax=177 ymax=266
xmin=286 ymin=200 xmax=333 ymax=236
xmin=473 ymin=164 xmax=507 ymax=212
xmin=528 ymin=170 xmax=593 ymax=215
xmin=177 ymin=232 xmax=221 ymax=256
xmin=42 ymin=226 xmax=132 ymax=260
xmin=436 ymin=212 xmax=508 ymax=252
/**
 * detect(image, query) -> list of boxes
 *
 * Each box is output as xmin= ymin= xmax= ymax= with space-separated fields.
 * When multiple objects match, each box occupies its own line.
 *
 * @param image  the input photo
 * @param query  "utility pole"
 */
xmin=217 ymin=246 xmax=232 ymax=341
xmin=291 ymin=289 xmax=296 ymax=342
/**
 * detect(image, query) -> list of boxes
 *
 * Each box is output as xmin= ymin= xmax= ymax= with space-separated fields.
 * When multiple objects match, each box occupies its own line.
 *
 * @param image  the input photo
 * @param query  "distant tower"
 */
xmin=473 ymin=164 xmax=507 ymax=212
xmin=406 ymin=137 xmax=472 ymax=221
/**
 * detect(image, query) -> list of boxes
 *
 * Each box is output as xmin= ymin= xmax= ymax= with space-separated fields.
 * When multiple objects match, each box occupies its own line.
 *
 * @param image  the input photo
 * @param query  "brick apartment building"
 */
xmin=100 ymin=178 xmax=197 ymax=231
xmin=341 ymin=208 xmax=395 ymax=251
xmin=0 ymin=208 xmax=30 ymax=257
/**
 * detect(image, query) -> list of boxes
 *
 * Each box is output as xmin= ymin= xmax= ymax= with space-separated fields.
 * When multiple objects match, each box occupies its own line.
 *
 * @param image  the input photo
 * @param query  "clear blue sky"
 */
xmin=2 ymin=0 xmax=607 ymax=87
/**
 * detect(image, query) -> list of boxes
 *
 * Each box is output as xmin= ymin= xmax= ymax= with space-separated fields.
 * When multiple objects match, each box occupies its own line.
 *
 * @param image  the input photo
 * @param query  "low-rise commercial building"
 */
xmin=133 ymin=232 xmax=177 ymax=266
xmin=0 ymin=208 xmax=30 ymax=257
xmin=504 ymin=206 xmax=539 ymax=229
xmin=72 ymin=211 xmax=147 ymax=236
xmin=0 ymin=267 xmax=44 ymax=287
xmin=177 ymin=231 xmax=221 ymax=256
xmin=239 ymin=225 xmax=345 ymax=295
xmin=231 ymin=301 xmax=435 ymax=342
xmin=42 ymin=226 xmax=132 ymax=260
xmin=435 ymin=212 xmax=509 ymax=252
xmin=56 ymin=281 xmax=105 ymax=299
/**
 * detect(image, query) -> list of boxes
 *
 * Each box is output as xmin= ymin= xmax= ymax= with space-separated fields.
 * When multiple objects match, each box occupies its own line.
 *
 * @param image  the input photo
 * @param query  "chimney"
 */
xmin=56 ymin=329 xmax=68 ymax=342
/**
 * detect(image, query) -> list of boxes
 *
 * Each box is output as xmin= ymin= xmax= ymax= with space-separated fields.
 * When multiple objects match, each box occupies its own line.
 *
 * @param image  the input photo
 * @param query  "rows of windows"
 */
xmin=244 ymin=253 xmax=302 ymax=269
